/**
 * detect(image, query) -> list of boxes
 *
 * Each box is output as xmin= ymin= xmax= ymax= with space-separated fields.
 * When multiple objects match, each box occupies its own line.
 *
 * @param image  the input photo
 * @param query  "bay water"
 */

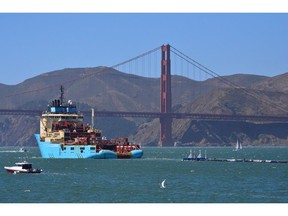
xmin=0 ymin=146 xmax=287 ymax=203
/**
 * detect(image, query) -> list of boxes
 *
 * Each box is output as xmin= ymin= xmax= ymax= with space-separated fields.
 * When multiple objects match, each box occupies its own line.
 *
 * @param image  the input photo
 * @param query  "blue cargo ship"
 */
xmin=35 ymin=86 xmax=143 ymax=159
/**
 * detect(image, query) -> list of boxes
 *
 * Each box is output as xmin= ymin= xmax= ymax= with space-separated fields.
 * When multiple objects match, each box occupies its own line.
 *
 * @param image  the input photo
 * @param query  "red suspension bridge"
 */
xmin=1 ymin=44 xmax=288 ymax=146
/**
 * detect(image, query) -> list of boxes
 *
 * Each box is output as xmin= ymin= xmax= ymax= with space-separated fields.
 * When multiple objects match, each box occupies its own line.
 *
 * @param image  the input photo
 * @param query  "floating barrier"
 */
xmin=183 ymin=157 xmax=288 ymax=163
xmin=182 ymin=149 xmax=288 ymax=163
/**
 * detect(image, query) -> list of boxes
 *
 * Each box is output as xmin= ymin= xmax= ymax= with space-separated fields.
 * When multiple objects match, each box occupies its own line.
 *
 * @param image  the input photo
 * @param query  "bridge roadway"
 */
xmin=1 ymin=109 xmax=288 ymax=123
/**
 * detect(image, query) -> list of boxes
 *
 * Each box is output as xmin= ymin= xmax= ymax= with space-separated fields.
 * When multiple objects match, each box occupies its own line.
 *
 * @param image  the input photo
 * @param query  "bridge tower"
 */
xmin=159 ymin=44 xmax=173 ymax=146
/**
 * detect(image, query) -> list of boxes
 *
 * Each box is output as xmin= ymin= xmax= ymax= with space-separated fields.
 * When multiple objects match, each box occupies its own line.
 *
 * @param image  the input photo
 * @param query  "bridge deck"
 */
xmin=1 ymin=109 xmax=288 ymax=123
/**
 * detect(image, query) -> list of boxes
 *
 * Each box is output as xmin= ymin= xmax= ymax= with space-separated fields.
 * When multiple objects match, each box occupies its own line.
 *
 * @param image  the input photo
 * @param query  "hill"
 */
xmin=133 ymin=86 xmax=288 ymax=146
xmin=251 ymin=72 xmax=288 ymax=92
xmin=0 ymin=67 xmax=287 ymax=147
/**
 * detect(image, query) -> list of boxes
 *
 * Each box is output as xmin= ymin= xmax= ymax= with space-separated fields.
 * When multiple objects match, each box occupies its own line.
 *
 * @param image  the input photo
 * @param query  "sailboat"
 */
xmin=183 ymin=149 xmax=207 ymax=161
xmin=160 ymin=179 xmax=166 ymax=188
xmin=234 ymin=139 xmax=242 ymax=151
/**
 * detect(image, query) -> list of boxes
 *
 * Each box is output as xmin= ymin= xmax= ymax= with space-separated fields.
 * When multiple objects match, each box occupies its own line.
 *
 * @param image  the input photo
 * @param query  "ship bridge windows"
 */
xmin=95 ymin=133 xmax=101 ymax=137
xmin=43 ymin=115 xmax=82 ymax=120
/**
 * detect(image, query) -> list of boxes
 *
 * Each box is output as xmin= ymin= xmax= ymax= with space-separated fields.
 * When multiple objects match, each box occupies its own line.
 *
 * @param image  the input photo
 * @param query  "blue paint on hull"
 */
xmin=35 ymin=134 xmax=117 ymax=159
xmin=35 ymin=134 xmax=143 ymax=159
xmin=130 ymin=149 xmax=144 ymax=159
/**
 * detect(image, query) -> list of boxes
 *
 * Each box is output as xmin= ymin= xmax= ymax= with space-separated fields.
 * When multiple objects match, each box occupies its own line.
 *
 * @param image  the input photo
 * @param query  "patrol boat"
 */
xmin=35 ymin=86 xmax=143 ymax=159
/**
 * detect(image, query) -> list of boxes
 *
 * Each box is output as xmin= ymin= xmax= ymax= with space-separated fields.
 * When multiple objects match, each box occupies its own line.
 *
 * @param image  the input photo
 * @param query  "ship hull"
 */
xmin=35 ymin=134 xmax=143 ymax=159
xmin=35 ymin=134 xmax=117 ymax=159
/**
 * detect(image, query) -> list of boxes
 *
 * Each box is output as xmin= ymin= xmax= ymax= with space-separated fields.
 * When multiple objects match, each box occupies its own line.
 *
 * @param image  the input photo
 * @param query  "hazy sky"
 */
xmin=0 ymin=13 xmax=287 ymax=84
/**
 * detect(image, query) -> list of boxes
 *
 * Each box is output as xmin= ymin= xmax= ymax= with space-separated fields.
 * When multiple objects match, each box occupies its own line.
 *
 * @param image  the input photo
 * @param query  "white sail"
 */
xmin=188 ymin=150 xmax=193 ymax=159
xmin=234 ymin=139 xmax=242 ymax=151
xmin=197 ymin=150 xmax=202 ymax=158
xmin=160 ymin=179 xmax=166 ymax=188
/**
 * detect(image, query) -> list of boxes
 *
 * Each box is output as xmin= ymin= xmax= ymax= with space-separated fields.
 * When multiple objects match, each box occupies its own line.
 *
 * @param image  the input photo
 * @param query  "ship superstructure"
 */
xmin=35 ymin=86 xmax=143 ymax=159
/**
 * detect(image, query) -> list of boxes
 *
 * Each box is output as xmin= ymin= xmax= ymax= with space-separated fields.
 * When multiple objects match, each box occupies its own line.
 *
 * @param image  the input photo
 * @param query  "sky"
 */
xmin=0 ymin=2 xmax=288 ymax=84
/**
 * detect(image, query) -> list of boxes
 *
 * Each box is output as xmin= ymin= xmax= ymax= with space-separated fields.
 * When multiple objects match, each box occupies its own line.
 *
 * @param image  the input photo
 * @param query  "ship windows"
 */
xmin=95 ymin=133 xmax=101 ymax=137
xmin=80 ymin=147 xmax=85 ymax=153
xmin=90 ymin=147 xmax=96 ymax=150
xmin=71 ymin=147 xmax=74 ymax=150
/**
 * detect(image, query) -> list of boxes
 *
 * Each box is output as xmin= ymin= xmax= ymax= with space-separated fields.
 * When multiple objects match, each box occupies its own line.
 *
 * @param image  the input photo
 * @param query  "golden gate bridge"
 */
xmin=1 ymin=44 xmax=288 ymax=146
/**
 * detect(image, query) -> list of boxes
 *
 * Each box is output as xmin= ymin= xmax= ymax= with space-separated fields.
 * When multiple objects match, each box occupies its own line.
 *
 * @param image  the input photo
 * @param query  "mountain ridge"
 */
xmin=1 ymin=67 xmax=288 ymax=147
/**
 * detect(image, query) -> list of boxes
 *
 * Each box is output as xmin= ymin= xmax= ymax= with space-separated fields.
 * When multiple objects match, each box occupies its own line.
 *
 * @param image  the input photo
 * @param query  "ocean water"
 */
xmin=0 ymin=146 xmax=287 ymax=203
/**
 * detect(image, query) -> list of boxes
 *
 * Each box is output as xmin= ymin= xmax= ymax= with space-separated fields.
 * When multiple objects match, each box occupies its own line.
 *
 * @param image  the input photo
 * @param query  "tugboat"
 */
xmin=4 ymin=161 xmax=43 ymax=174
xmin=34 ymin=86 xmax=143 ymax=159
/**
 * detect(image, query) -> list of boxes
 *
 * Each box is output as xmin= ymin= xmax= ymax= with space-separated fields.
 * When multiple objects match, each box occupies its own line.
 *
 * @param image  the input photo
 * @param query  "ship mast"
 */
xmin=91 ymin=108 xmax=94 ymax=129
xmin=60 ymin=85 xmax=64 ymax=106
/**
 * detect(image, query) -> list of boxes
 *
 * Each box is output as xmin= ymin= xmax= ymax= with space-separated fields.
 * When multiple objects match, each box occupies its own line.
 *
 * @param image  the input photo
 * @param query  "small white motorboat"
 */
xmin=4 ymin=161 xmax=43 ymax=174
xmin=18 ymin=147 xmax=28 ymax=152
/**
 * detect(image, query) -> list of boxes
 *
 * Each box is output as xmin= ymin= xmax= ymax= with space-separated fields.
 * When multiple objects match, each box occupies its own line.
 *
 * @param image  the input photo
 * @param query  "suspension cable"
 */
xmin=170 ymin=45 xmax=288 ymax=114
xmin=0 ymin=45 xmax=162 ymax=100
